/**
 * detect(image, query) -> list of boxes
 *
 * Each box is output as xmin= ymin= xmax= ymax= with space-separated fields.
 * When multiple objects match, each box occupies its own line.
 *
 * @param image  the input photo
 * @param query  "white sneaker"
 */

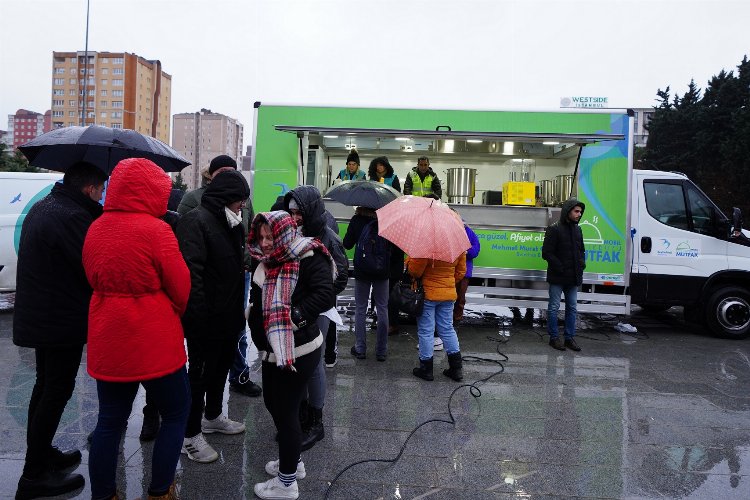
xmin=202 ymin=414 xmax=246 ymax=435
xmin=254 ymin=476 xmax=299 ymax=499
xmin=433 ymin=337 xmax=444 ymax=351
xmin=181 ymin=433 xmax=219 ymax=463
xmin=265 ymin=459 xmax=306 ymax=479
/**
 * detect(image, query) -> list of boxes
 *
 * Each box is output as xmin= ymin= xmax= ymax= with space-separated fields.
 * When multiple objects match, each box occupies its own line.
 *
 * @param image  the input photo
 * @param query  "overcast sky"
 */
xmin=1 ymin=0 xmax=748 ymax=148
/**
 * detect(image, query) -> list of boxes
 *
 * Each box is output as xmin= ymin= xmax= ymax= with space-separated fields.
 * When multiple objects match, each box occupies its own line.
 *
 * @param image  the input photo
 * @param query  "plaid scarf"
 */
xmin=248 ymin=211 xmax=332 ymax=368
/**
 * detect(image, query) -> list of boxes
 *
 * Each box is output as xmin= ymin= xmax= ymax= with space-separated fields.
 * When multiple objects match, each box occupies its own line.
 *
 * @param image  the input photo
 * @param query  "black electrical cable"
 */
xmin=322 ymin=336 xmax=509 ymax=500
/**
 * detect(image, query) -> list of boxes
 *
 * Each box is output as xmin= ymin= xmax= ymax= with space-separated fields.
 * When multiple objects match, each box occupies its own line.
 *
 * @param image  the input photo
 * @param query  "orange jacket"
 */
xmin=407 ymin=254 xmax=466 ymax=302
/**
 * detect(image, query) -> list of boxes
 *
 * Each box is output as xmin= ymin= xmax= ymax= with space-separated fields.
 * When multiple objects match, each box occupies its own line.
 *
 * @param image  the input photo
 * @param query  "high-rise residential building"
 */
xmin=172 ymin=109 xmax=243 ymax=190
xmin=6 ymin=109 xmax=51 ymax=148
xmin=50 ymin=51 xmax=172 ymax=143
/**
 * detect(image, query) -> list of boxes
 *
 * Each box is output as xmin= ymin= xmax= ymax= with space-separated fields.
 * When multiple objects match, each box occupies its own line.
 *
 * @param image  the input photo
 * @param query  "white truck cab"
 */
xmin=0 ymin=172 xmax=63 ymax=291
xmin=630 ymin=169 xmax=750 ymax=338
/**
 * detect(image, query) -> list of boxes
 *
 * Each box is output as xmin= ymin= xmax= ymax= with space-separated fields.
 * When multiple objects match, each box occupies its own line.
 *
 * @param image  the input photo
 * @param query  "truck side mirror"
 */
xmin=732 ymin=207 xmax=743 ymax=236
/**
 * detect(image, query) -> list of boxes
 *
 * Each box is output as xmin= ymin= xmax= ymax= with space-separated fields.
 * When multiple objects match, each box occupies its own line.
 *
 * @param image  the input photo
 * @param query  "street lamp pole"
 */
xmin=81 ymin=0 xmax=90 ymax=127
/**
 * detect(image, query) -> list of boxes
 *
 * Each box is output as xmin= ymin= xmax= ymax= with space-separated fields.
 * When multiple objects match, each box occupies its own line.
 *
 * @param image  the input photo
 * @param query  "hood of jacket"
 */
xmin=284 ymin=185 xmax=325 ymax=237
xmin=104 ymin=158 xmax=171 ymax=217
xmin=560 ymin=198 xmax=585 ymax=225
xmin=201 ymin=170 xmax=250 ymax=217
xmin=369 ymin=156 xmax=395 ymax=179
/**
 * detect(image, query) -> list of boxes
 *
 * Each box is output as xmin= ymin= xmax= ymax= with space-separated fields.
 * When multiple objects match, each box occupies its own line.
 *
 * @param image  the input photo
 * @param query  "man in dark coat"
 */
xmin=178 ymin=155 xmax=260 ymax=398
xmin=176 ymin=170 xmax=251 ymax=463
xmin=542 ymin=198 xmax=586 ymax=352
xmin=13 ymin=162 xmax=107 ymax=499
xmin=403 ymin=156 xmax=442 ymax=200
xmin=283 ymin=185 xmax=348 ymax=451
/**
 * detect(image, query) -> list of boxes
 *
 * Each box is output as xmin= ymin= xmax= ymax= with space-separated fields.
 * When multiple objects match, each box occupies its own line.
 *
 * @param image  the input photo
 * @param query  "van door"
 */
xmin=634 ymin=174 xmax=727 ymax=304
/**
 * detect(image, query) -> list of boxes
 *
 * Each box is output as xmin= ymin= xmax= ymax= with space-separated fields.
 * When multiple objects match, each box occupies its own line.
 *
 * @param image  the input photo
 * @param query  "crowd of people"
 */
xmin=12 ymin=151 xmax=586 ymax=500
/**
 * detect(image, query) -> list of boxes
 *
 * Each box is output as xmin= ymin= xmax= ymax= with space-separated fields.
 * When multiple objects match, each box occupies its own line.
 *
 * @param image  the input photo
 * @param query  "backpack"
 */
xmin=354 ymin=219 xmax=391 ymax=277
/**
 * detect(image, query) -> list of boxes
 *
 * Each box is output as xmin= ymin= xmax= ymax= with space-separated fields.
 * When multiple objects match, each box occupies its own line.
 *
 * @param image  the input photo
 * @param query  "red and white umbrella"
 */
xmin=376 ymin=195 xmax=470 ymax=262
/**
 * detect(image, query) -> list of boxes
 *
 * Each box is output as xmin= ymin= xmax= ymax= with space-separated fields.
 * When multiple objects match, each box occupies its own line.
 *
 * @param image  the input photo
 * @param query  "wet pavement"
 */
xmin=0 ymin=303 xmax=748 ymax=499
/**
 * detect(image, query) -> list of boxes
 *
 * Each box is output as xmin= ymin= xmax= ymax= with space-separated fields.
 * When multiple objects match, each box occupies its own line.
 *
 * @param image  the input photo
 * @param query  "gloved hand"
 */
xmin=291 ymin=306 xmax=307 ymax=330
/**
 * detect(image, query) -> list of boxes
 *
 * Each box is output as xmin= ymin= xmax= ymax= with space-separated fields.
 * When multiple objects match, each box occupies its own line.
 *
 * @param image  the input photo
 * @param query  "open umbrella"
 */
xmin=324 ymin=180 xmax=401 ymax=209
xmin=18 ymin=125 xmax=190 ymax=174
xmin=376 ymin=195 xmax=471 ymax=262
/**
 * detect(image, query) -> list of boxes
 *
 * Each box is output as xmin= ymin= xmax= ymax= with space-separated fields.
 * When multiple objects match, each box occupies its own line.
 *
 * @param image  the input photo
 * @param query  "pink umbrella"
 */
xmin=376 ymin=195 xmax=471 ymax=262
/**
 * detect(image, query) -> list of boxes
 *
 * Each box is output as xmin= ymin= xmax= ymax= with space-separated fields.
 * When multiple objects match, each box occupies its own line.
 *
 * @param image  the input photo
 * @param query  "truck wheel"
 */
xmin=705 ymin=286 xmax=750 ymax=339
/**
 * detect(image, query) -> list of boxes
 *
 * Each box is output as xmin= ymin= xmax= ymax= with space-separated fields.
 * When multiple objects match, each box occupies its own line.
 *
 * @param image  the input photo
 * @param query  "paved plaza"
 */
xmin=0 ymin=305 xmax=748 ymax=499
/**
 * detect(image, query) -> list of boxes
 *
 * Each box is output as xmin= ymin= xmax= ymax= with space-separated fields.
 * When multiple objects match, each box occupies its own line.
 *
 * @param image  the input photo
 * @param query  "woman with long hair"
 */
xmin=247 ymin=211 xmax=336 ymax=499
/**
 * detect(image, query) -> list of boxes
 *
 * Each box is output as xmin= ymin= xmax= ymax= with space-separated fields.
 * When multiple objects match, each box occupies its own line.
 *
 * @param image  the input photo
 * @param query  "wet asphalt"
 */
xmin=0 ymin=301 xmax=748 ymax=499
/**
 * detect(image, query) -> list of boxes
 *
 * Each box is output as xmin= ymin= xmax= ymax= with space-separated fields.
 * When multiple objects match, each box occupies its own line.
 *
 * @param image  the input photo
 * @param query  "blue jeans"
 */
xmin=89 ymin=367 xmax=190 ymax=499
xmin=417 ymin=299 xmax=460 ymax=360
xmin=354 ymin=278 xmax=389 ymax=356
xmin=229 ymin=271 xmax=252 ymax=384
xmin=306 ymin=316 xmax=329 ymax=409
xmin=547 ymin=284 xmax=578 ymax=339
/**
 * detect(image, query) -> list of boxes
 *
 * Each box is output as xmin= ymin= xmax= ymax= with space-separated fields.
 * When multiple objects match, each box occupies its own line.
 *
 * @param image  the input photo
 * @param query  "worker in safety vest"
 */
xmin=403 ymin=156 xmax=442 ymax=200
xmin=336 ymin=149 xmax=367 ymax=181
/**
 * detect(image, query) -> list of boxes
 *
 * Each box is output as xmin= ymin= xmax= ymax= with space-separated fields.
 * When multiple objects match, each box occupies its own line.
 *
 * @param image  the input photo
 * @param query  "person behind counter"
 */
xmin=367 ymin=156 xmax=401 ymax=192
xmin=403 ymin=156 xmax=442 ymax=200
xmin=336 ymin=149 xmax=367 ymax=181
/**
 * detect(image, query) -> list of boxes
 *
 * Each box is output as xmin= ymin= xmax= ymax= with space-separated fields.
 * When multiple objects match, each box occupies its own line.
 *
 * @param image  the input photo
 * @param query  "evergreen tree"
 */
xmin=172 ymin=172 xmax=188 ymax=191
xmin=0 ymin=143 xmax=40 ymax=172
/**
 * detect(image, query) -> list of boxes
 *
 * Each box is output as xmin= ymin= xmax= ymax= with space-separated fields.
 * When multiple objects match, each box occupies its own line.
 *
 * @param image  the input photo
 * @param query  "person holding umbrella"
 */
xmin=335 ymin=149 xmax=366 ymax=181
xmin=13 ymin=161 xmax=107 ymax=499
xmin=408 ymin=251 xmax=467 ymax=382
xmin=82 ymin=158 xmax=191 ymax=500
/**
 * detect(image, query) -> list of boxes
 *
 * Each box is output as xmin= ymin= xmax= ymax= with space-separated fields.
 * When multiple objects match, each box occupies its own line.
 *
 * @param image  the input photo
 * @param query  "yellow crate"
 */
xmin=502 ymin=182 xmax=536 ymax=206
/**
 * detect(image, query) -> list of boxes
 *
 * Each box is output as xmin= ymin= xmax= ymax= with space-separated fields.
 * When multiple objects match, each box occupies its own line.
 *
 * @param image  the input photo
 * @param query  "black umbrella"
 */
xmin=324 ymin=180 xmax=401 ymax=209
xmin=18 ymin=125 xmax=190 ymax=174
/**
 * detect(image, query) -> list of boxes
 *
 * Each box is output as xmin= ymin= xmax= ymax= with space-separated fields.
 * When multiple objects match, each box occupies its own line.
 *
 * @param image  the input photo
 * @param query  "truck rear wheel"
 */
xmin=705 ymin=286 xmax=750 ymax=339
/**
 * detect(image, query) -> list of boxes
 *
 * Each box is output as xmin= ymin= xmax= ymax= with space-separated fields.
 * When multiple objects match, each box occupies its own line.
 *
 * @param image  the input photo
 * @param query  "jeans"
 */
xmin=228 ymin=271 xmax=252 ymax=384
xmin=185 ymin=336 xmax=236 ymax=437
xmin=306 ymin=317 xmax=328 ymax=410
xmin=417 ymin=300 xmax=460 ymax=360
xmin=89 ymin=367 xmax=190 ymax=499
xmin=354 ymin=278 xmax=389 ymax=356
xmin=547 ymin=284 xmax=578 ymax=339
xmin=262 ymin=347 xmax=321 ymax=475
xmin=23 ymin=345 xmax=83 ymax=478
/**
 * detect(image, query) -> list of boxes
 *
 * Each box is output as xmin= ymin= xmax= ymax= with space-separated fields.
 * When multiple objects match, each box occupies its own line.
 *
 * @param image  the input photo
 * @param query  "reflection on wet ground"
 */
xmin=0 ymin=305 xmax=748 ymax=499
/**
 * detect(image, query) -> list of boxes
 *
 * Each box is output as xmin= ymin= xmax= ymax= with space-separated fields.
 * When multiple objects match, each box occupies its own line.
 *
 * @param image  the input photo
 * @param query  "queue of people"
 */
xmin=12 ymin=149 xmax=585 ymax=500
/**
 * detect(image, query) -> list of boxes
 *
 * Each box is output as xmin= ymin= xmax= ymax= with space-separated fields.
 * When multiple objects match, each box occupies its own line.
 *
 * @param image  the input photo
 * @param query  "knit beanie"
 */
xmin=346 ymin=150 xmax=360 ymax=165
xmin=208 ymin=154 xmax=237 ymax=175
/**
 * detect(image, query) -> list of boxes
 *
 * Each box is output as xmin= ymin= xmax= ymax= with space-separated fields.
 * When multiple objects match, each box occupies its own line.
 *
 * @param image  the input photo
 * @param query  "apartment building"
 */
xmin=172 ymin=109 xmax=243 ymax=190
xmin=51 ymin=51 xmax=172 ymax=143
xmin=6 ymin=109 xmax=51 ymax=148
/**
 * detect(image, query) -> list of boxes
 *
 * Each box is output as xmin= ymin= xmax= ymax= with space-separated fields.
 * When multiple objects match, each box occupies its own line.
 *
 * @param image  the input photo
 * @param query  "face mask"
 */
xmin=225 ymin=206 xmax=242 ymax=228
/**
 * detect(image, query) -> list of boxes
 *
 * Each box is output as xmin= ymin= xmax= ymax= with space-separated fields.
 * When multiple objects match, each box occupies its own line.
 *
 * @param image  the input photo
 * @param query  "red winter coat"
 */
xmin=83 ymin=158 xmax=191 ymax=382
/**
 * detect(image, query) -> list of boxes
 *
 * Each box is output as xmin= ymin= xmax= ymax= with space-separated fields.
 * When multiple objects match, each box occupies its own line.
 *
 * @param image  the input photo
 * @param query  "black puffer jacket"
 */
xmin=284 ymin=186 xmax=348 ymax=295
xmin=13 ymin=183 xmax=103 ymax=348
xmin=177 ymin=170 xmax=250 ymax=339
xmin=542 ymin=198 xmax=586 ymax=286
xmin=248 ymin=248 xmax=335 ymax=352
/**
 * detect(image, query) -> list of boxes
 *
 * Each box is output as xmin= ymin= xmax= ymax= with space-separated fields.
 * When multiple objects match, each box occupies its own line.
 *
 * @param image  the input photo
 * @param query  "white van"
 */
xmin=0 ymin=172 xmax=63 ymax=291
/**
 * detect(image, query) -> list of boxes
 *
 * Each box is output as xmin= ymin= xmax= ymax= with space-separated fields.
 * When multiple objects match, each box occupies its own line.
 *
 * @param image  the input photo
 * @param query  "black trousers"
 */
xmin=185 ymin=336 xmax=236 ymax=437
xmin=262 ymin=347 xmax=321 ymax=475
xmin=24 ymin=345 xmax=84 ymax=477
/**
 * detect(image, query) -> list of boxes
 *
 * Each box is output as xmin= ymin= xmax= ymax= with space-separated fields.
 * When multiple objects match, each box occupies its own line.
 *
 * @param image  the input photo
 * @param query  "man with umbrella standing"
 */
xmin=13 ymin=162 xmax=107 ymax=499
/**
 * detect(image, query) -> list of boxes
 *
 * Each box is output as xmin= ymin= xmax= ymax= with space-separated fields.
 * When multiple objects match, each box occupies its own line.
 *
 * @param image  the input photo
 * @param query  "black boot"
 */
xmin=443 ymin=352 xmax=463 ymax=381
xmin=48 ymin=447 xmax=82 ymax=470
xmin=299 ymin=399 xmax=310 ymax=433
xmin=300 ymin=407 xmax=324 ymax=451
xmin=139 ymin=411 xmax=160 ymax=441
xmin=412 ymin=358 xmax=434 ymax=381
xmin=16 ymin=470 xmax=85 ymax=500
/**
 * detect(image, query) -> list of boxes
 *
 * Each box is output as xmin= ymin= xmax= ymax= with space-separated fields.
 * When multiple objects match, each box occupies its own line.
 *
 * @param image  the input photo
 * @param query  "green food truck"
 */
xmin=249 ymin=103 xmax=750 ymax=339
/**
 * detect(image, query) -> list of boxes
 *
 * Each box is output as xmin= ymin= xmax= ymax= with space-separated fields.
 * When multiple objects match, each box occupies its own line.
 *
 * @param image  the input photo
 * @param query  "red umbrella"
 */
xmin=376 ymin=195 xmax=470 ymax=262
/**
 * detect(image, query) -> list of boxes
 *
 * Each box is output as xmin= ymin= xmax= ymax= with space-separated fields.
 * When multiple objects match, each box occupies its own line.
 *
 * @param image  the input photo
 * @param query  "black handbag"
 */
xmin=390 ymin=270 xmax=424 ymax=316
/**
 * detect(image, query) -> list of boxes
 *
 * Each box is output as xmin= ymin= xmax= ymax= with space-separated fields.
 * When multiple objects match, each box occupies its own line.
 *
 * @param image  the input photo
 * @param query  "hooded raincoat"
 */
xmin=83 ymin=158 xmax=191 ymax=382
